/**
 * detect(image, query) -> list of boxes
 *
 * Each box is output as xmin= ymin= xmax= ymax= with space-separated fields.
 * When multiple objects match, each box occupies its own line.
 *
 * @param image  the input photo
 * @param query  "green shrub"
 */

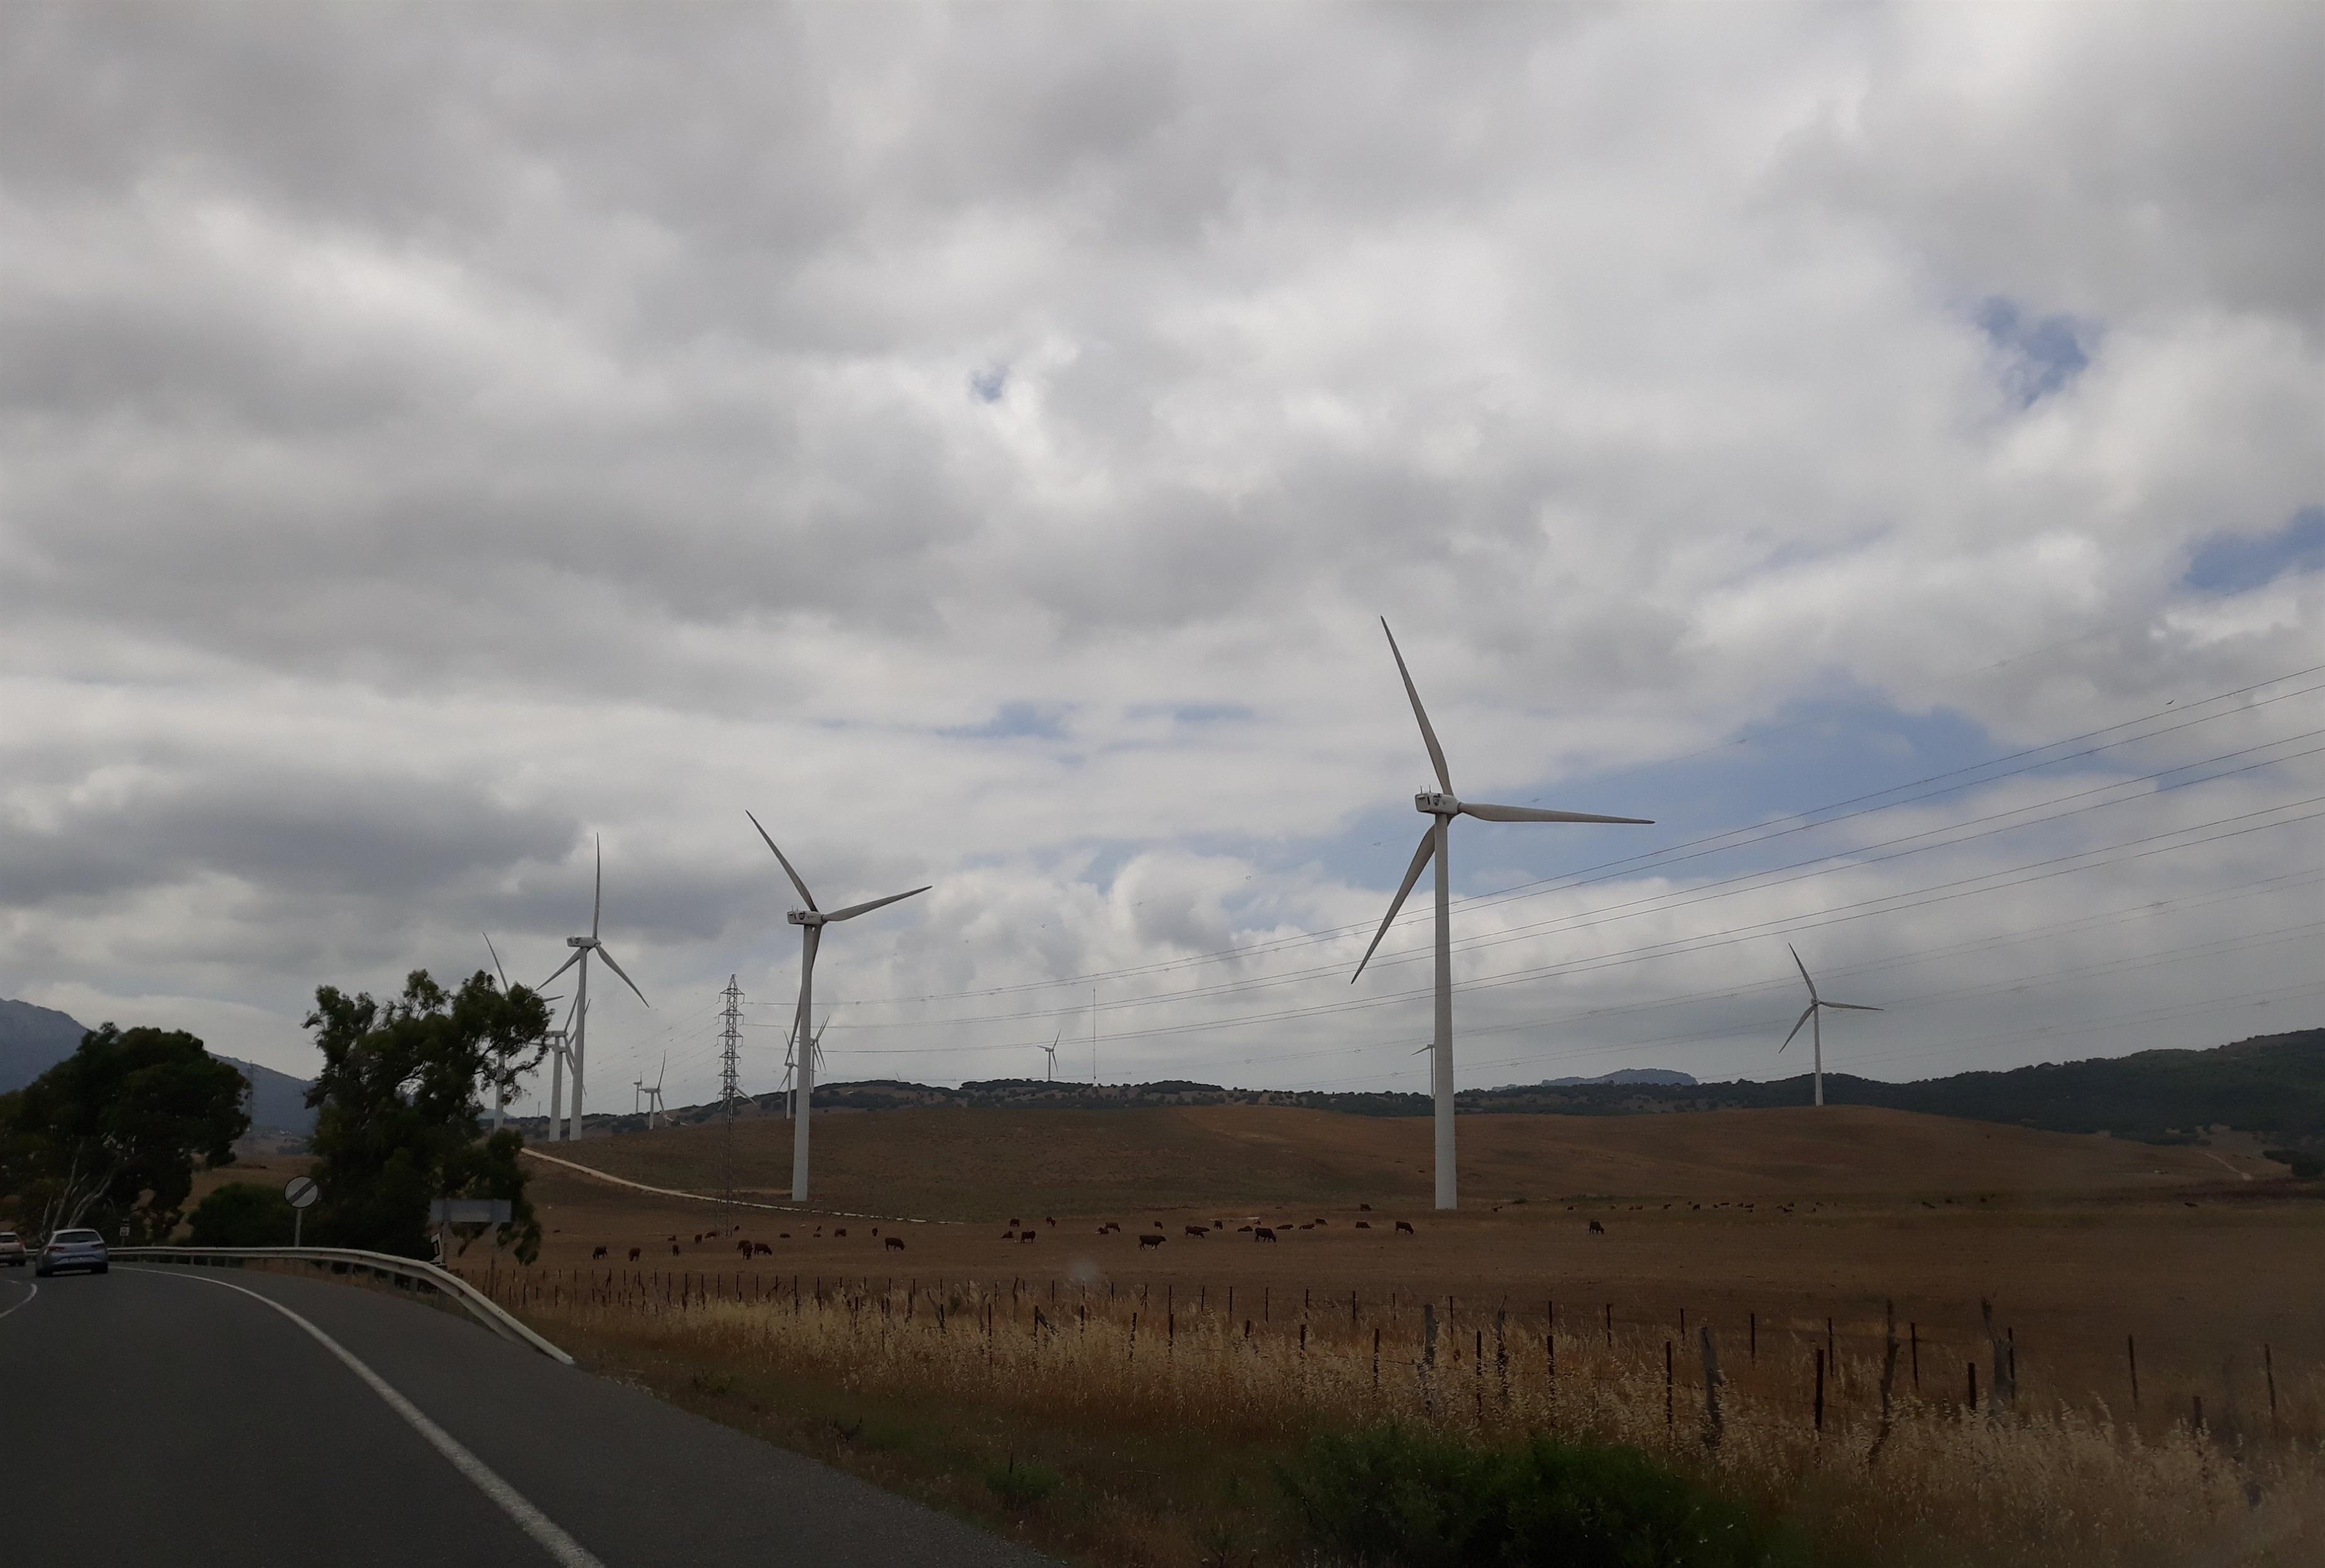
xmin=184 ymin=1182 xmax=297 ymax=1246
xmin=985 ymin=1455 xmax=1061 ymax=1509
xmin=2262 ymin=1146 xmax=2324 ymax=1179
xmin=1276 ymin=1423 xmax=1798 ymax=1567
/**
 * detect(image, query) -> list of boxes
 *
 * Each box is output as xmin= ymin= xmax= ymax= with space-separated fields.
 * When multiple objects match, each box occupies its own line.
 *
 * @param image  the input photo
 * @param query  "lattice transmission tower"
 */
xmin=718 ymin=976 xmax=744 ymax=1201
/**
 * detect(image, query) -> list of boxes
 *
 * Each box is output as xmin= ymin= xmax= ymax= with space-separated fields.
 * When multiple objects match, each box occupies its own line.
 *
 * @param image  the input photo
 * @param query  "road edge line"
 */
xmin=0 ymin=1278 xmax=35 ymax=1321
xmin=126 ymin=1267 xmax=604 ymax=1568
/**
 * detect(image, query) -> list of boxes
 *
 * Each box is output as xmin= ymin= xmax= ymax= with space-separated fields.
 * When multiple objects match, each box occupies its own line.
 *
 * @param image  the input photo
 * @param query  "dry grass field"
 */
xmin=217 ymin=1105 xmax=2325 ymax=1563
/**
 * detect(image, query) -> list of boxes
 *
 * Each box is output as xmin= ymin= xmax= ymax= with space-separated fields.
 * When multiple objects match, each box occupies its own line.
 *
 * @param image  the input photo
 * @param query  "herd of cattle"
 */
xmin=582 ymin=1208 xmax=1438 ymax=1261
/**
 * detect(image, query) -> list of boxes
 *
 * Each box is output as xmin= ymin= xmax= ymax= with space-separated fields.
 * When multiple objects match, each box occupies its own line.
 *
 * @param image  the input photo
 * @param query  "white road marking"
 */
xmin=0 ymin=1278 xmax=36 ymax=1321
xmin=129 ymin=1268 xmax=604 ymax=1568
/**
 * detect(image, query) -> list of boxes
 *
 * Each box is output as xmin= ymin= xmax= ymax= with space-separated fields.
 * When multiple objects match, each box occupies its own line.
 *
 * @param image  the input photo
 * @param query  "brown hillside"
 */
xmin=555 ymin=1103 xmax=2250 ymax=1222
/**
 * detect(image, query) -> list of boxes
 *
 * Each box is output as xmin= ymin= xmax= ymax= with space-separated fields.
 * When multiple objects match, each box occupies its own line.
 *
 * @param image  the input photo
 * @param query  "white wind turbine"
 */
xmin=539 ymin=838 xmax=651 ymax=1140
xmin=1780 ymin=944 xmax=1883 ymax=1107
xmin=642 ymin=1054 xmax=669 ymax=1129
xmin=483 ymin=933 xmax=562 ymax=1135
xmin=1041 ymin=1023 xmax=1064 ymax=1081
xmin=1352 ymin=619 xmax=1653 ymax=1210
xmin=783 ymin=1010 xmax=834 ymax=1121
xmin=748 ymin=812 xmax=929 ymax=1200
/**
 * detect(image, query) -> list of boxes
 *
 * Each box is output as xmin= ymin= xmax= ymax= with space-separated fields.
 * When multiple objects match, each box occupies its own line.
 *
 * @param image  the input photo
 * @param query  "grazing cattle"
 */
xmin=1008 ymin=1217 xmax=1020 ymax=1228
xmin=833 ymin=1228 xmax=846 ymax=1238
xmin=591 ymin=1245 xmax=608 ymax=1260
xmin=1313 ymin=1218 xmax=1328 ymax=1227
xmin=1359 ymin=1202 xmax=1372 ymax=1211
xmin=872 ymin=1228 xmax=879 ymax=1237
xmin=628 ymin=1246 xmax=642 ymax=1263
xmin=1137 ymin=1234 xmax=1165 ymax=1250
xmin=1046 ymin=1216 xmax=1056 ymax=1228
xmin=1184 ymin=1226 xmax=1208 ymax=1239
xmin=779 ymin=1233 xmax=790 ymax=1240
xmin=1254 ymin=1227 xmax=1277 ymax=1243
xmin=753 ymin=1243 xmax=772 ymax=1257
xmin=885 ymin=1236 xmax=906 ymax=1251
xmin=1355 ymin=1221 xmax=1370 ymax=1229
xmin=1212 ymin=1220 xmax=1223 ymax=1230
xmin=692 ymin=1233 xmax=703 ymax=1244
xmin=670 ymin=1244 xmax=681 ymax=1256
xmin=1394 ymin=1220 xmax=1415 ymax=1236
xmin=1019 ymin=1231 xmax=1037 ymax=1244
xmin=1236 ymin=1225 xmax=1252 ymax=1233
xmin=1001 ymin=1231 xmax=1017 ymax=1241
xmin=1588 ymin=1220 xmax=1606 ymax=1236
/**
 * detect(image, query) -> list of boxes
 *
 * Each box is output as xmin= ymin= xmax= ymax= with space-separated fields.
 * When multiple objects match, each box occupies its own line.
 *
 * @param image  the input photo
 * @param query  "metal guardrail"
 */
xmin=115 ymin=1246 xmax=573 ymax=1365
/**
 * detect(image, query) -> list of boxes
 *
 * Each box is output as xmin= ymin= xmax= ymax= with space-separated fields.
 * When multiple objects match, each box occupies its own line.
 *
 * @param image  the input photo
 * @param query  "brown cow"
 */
xmin=1019 ymin=1231 xmax=1037 ymax=1244
xmin=1137 ymin=1234 xmax=1165 ymax=1250
xmin=1254 ymin=1227 xmax=1277 ymax=1243
xmin=1588 ymin=1220 xmax=1606 ymax=1235
xmin=1355 ymin=1221 xmax=1371 ymax=1229
xmin=885 ymin=1236 xmax=906 ymax=1251
xmin=591 ymin=1245 xmax=608 ymax=1260
xmin=628 ymin=1246 xmax=642 ymax=1262
xmin=753 ymin=1242 xmax=772 ymax=1256
xmin=1394 ymin=1220 xmax=1416 ymax=1235
xmin=1183 ymin=1225 xmax=1208 ymax=1239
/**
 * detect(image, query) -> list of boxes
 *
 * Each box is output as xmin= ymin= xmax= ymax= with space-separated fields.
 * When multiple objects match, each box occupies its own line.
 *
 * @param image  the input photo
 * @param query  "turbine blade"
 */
xmin=826 ymin=885 xmax=931 ymax=922
xmin=1780 ymin=1003 xmax=1815 ymax=1051
xmin=1789 ymin=943 xmax=1817 ymax=1001
xmin=483 ymin=932 xmax=510 ymax=989
xmin=593 ymin=836 xmax=603 ymax=940
xmin=655 ymin=1052 xmax=667 ymax=1091
xmin=540 ymin=949 xmax=584 ymax=988
xmin=594 ymin=945 xmax=652 ymax=1008
xmin=1381 ymin=618 xmax=1453 ymax=795
xmin=1458 ymin=802 xmax=1655 ymax=825
xmin=1413 ymin=1042 xmax=1433 ymax=1055
xmin=747 ymin=810 xmax=818 ymax=910
xmin=1351 ymin=827 xmax=1437 ymax=983
xmin=1822 ymin=1001 xmax=1884 ymax=1013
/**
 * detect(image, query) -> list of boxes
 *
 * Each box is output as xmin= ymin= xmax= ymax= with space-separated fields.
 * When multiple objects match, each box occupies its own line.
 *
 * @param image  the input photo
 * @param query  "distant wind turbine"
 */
xmin=1780 ymin=944 xmax=1883 ymax=1107
xmin=1352 ymin=619 xmax=1653 ymax=1210
xmin=783 ymin=1010 xmax=834 ymax=1121
xmin=643 ymin=1054 xmax=669 ymax=1129
xmin=748 ymin=812 xmax=929 ymax=1200
xmin=1042 ymin=1024 xmax=1064 ymax=1081
xmin=483 ymin=932 xmax=559 ymax=1135
xmin=539 ymin=837 xmax=651 ymax=1140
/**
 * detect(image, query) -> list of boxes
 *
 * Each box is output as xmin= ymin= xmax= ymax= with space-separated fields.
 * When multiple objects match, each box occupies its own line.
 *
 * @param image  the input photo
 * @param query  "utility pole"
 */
xmin=719 ymin=976 xmax=743 ymax=1202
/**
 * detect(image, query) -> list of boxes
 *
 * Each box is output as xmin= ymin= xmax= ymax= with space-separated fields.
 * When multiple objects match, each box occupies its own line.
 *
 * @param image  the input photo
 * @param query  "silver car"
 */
xmin=0 ymin=1231 xmax=25 ymax=1267
xmin=34 ymin=1228 xmax=109 ymax=1277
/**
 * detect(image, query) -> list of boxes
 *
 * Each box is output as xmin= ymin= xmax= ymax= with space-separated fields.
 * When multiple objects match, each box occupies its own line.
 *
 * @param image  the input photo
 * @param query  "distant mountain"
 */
xmin=1531 ymin=1068 xmax=1697 ymax=1089
xmin=0 ymin=996 xmax=315 ymax=1131
xmin=0 ymin=998 xmax=90 ymax=1092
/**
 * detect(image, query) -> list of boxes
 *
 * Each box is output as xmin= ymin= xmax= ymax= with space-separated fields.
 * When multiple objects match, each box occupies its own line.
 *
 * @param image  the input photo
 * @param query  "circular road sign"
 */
xmin=284 ymin=1176 xmax=320 ymax=1210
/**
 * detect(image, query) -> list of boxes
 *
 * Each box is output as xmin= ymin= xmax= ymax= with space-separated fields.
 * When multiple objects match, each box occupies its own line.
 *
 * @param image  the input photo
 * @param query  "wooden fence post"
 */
xmin=1699 ymin=1326 xmax=1723 ymax=1449
xmin=2128 ymin=1334 xmax=2139 ymax=1410
xmin=1814 ymin=1348 xmax=1826 ymax=1433
xmin=1664 ymin=1340 xmax=1675 ymax=1437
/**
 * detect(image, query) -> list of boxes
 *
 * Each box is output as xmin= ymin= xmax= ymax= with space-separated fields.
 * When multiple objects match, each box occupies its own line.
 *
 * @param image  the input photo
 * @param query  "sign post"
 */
xmin=284 ymin=1175 xmax=319 ymax=1246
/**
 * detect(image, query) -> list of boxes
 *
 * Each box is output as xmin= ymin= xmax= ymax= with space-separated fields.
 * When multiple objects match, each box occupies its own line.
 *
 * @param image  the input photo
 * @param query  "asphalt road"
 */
xmin=0 ymin=1264 xmax=1050 ymax=1567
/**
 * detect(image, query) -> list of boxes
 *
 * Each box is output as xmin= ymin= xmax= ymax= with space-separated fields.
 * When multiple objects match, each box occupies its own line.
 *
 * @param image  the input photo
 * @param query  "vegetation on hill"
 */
xmin=603 ymin=1029 xmax=2325 ymax=1146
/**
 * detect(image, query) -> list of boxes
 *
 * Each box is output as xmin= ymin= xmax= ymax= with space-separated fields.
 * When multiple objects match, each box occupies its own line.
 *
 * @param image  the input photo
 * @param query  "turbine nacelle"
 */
xmin=566 ymin=935 xmax=596 ymax=949
xmin=786 ymin=908 xmax=826 ymax=927
xmin=1415 ymin=791 xmax=1460 ymax=816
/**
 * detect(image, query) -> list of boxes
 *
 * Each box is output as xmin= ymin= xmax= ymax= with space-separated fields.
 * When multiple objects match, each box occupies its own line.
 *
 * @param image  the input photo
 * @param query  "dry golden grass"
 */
xmin=468 ymin=1262 xmax=2325 ymax=1567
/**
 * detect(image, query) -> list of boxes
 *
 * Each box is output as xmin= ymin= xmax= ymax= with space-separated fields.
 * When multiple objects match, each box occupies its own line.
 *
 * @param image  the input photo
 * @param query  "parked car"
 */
xmin=35 ymin=1229 xmax=109 ymax=1277
xmin=0 ymin=1231 xmax=25 ymax=1267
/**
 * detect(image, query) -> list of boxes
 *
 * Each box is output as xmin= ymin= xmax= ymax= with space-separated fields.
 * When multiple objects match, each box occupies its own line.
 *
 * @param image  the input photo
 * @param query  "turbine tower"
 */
xmin=540 ymin=837 xmax=651 ymax=1140
xmin=1780 ymin=944 xmax=1883 ymax=1106
xmin=748 ymin=812 xmax=929 ymax=1200
xmin=1352 ymin=619 xmax=1652 ymax=1210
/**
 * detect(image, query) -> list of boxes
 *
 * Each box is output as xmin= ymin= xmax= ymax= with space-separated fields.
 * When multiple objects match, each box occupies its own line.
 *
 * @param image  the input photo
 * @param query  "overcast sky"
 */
xmin=3 ymin=3 xmax=2319 ymax=1115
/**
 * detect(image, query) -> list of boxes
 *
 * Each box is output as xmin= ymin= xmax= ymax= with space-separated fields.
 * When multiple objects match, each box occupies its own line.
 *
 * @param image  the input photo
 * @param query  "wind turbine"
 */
xmin=1780 ymin=944 xmax=1882 ymax=1107
xmin=1041 ymin=1023 xmax=1064 ymax=1081
xmin=483 ymin=933 xmax=560 ymax=1135
xmin=748 ymin=812 xmax=928 ymax=1201
xmin=1351 ymin=619 xmax=1653 ymax=1210
xmin=782 ymin=1010 xmax=834 ymax=1121
xmin=539 ymin=837 xmax=651 ymax=1140
xmin=643 ymin=1054 xmax=669 ymax=1129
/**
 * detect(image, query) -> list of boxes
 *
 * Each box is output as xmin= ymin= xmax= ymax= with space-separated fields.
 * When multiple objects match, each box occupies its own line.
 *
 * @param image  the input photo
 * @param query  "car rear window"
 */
xmin=52 ymin=1230 xmax=102 ymax=1244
